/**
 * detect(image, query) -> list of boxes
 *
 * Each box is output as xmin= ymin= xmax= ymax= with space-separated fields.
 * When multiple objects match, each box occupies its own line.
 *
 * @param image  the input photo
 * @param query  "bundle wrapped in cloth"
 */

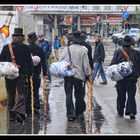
xmin=106 ymin=61 xmax=133 ymax=81
xmin=31 ymin=55 xmax=41 ymax=66
xmin=50 ymin=60 xmax=75 ymax=77
xmin=106 ymin=64 xmax=123 ymax=81
xmin=0 ymin=62 xmax=19 ymax=79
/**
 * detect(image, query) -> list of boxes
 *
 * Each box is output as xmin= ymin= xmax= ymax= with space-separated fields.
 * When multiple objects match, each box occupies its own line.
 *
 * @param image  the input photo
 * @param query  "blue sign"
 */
xmin=122 ymin=11 xmax=129 ymax=18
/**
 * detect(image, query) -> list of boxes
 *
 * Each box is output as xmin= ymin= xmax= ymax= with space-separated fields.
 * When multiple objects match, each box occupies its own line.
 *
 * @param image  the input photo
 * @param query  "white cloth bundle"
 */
xmin=31 ymin=55 xmax=41 ymax=66
xmin=0 ymin=62 xmax=19 ymax=79
xmin=106 ymin=64 xmax=123 ymax=81
xmin=106 ymin=61 xmax=133 ymax=81
xmin=117 ymin=61 xmax=133 ymax=77
xmin=49 ymin=60 xmax=75 ymax=77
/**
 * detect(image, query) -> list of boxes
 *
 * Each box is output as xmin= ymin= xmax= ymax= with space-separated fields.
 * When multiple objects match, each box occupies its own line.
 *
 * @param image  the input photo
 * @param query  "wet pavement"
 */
xmin=1 ymin=43 xmax=140 ymax=135
xmin=0 ymin=76 xmax=106 ymax=135
xmin=1 ymin=76 xmax=140 ymax=135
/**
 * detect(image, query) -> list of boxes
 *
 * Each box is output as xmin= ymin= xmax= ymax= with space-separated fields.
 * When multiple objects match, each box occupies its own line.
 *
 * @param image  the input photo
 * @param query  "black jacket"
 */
xmin=110 ymin=47 xmax=140 ymax=77
xmin=80 ymin=42 xmax=93 ymax=70
xmin=93 ymin=41 xmax=105 ymax=63
xmin=0 ymin=42 xmax=33 ymax=76
xmin=29 ymin=44 xmax=47 ymax=76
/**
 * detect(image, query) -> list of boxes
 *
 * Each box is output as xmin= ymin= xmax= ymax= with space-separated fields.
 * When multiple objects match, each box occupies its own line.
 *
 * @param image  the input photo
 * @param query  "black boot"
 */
xmin=130 ymin=113 xmax=135 ymax=120
xmin=99 ymin=81 xmax=107 ymax=85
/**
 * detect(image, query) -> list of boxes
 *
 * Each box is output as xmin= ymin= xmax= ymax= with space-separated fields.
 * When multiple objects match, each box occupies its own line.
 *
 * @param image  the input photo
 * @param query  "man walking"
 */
xmin=26 ymin=32 xmax=48 ymax=117
xmin=38 ymin=34 xmax=52 ymax=82
xmin=0 ymin=28 xmax=34 ymax=123
xmin=92 ymin=34 xmax=107 ymax=84
xmin=59 ymin=30 xmax=91 ymax=121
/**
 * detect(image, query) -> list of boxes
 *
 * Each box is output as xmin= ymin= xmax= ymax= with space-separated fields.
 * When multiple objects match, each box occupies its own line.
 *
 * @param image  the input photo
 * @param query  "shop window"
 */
xmin=92 ymin=6 xmax=99 ymax=11
xmin=116 ymin=6 xmax=122 ymax=11
xmin=104 ymin=6 xmax=111 ymax=10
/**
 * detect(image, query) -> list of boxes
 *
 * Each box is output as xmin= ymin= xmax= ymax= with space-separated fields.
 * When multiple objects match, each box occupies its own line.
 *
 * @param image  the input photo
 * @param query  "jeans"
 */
xmin=92 ymin=62 xmax=107 ymax=82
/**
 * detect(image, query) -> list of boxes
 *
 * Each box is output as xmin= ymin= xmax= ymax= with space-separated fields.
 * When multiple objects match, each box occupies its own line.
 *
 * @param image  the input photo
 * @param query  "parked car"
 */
xmin=129 ymin=28 xmax=140 ymax=43
xmin=112 ymin=29 xmax=129 ymax=39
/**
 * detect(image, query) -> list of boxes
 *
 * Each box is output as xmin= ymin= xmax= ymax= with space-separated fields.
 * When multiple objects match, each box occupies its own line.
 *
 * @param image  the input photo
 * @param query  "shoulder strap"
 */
xmin=8 ymin=44 xmax=20 ymax=68
xmin=120 ymin=48 xmax=131 ymax=61
xmin=8 ymin=43 xmax=16 ymax=63
xmin=67 ymin=45 xmax=72 ymax=64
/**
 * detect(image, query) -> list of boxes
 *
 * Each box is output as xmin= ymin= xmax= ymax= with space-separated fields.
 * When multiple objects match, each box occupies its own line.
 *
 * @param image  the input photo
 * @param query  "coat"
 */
xmin=110 ymin=46 xmax=140 ymax=78
xmin=79 ymin=42 xmax=93 ymax=70
xmin=39 ymin=39 xmax=52 ymax=60
xmin=29 ymin=44 xmax=47 ymax=76
xmin=0 ymin=42 xmax=33 ymax=76
xmin=93 ymin=41 xmax=105 ymax=63
xmin=59 ymin=44 xmax=91 ymax=81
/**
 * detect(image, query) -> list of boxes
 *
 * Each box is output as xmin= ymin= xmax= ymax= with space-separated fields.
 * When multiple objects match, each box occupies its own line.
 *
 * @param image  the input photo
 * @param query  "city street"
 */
xmin=0 ymin=5 xmax=140 ymax=135
xmin=1 ymin=42 xmax=140 ymax=135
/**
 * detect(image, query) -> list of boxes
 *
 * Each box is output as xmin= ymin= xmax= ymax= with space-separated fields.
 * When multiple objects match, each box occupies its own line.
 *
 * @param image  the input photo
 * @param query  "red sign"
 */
xmin=80 ymin=16 xmax=97 ymax=24
xmin=16 ymin=6 xmax=24 ymax=12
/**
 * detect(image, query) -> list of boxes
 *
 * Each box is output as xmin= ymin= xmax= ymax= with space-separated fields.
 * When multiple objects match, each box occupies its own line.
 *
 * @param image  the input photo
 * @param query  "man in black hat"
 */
xmin=59 ymin=30 xmax=91 ymax=121
xmin=26 ymin=32 xmax=48 ymax=117
xmin=110 ymin=35 xmax=140 ymax=119
xmin=0 ymin=28 xmax=34 ymax=123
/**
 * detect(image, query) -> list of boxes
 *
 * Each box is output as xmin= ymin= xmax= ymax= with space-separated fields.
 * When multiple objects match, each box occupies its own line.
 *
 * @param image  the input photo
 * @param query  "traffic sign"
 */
xmin=16 ymin=6 xmax=24 ymax=12
xmin=122 ymin=11 xmax=129 ymax=18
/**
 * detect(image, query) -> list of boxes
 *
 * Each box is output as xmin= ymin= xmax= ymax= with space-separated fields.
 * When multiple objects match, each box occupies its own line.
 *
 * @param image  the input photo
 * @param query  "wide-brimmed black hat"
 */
xmin=118 ymin=35 xmax=135 ymax=46
xmin=68 ymin=30 xmax=84 ymax=43
xmin=12 ymin=28 xmax=24 ymax=36
xmin=28 ymin=32 xmax=38 ymax=42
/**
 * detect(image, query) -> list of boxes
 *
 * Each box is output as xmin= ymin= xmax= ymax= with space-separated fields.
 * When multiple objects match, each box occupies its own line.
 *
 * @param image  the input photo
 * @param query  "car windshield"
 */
xmin=129 ymin=29 xmax=139 ymax=34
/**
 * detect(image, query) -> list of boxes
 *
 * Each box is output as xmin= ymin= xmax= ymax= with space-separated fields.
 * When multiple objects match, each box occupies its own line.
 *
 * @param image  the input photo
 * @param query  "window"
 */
xmin=116 ymin=6 xmax=122 ymax=11
xmin=81 ymin=6 xmax=87 ymax=10
xmin=92 ymin=6 xmax=99 ymax=10
xmin=0 ymin=6 xmax=14 ymax=11
xmin=104 ymin=6 xmax=111 ymax=10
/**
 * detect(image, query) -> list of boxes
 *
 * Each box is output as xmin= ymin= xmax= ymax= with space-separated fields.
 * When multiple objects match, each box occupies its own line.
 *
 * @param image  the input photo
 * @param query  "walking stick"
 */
xmin=86 ymin=76 xmax=93 ymax=134
xmin=137 ymin=77 xmax=140 ymax=100
xmin=43 ymin=77 xmax=49 ymax=134
xmin=30 ymin=76 xmax=34 ymax=134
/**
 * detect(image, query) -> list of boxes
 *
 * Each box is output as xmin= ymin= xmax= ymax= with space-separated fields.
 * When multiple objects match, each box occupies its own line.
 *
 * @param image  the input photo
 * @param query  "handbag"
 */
xmin=50 ymin=46 xmax=75 ymax=77
xmin=106 ymin=48 xmax=133 ymax=81
xmin=0 ymin=44 xmax=20 ymax=79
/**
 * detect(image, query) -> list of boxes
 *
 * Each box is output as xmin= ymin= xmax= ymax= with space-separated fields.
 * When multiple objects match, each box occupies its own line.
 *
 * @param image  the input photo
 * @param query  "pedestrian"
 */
xmin=38 ymin=34 xmax=52 ymax=82
xmin=0 ymin=28 xmax=34 ymax=123
xmin=78 ymin=31 xmax=94 ymax=99
xmin=54 ymin=35 xmax=60 ymax=60
xmin=137 ymin=36 xmax=140 ymax=51
xmin=112 ymin=36 xmax=119 ymax=51
xmin=59 ymin=30 xmax=91 ymax=121
xmin=92 ymin=34 xmax=107 ymax=84
xmin=110 ymin=35 xmax=140 ymax=119
xmin=80 ymin=31 xmax=93 ymax=70
xmin=26 ymin=32 xmax=48 ymax=117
